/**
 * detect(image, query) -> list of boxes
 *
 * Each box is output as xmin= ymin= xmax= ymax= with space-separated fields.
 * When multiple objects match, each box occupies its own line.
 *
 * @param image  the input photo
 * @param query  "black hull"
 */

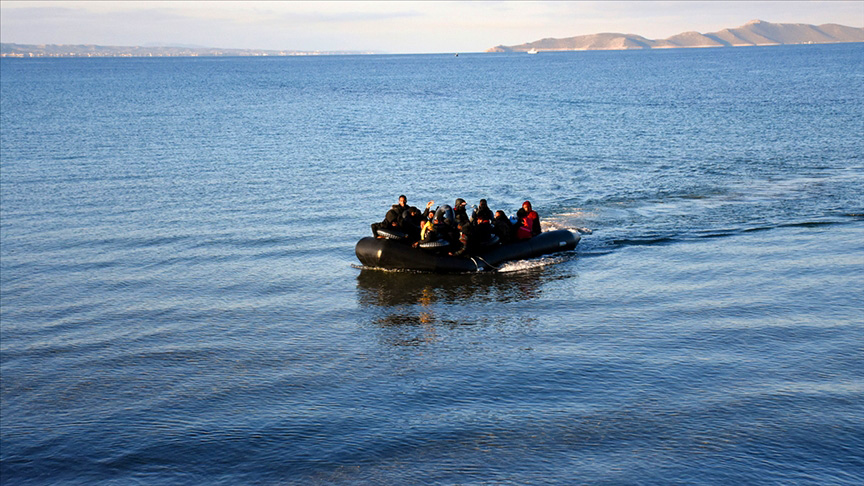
xmin=355 ymin=229 xmax=580 ymax=272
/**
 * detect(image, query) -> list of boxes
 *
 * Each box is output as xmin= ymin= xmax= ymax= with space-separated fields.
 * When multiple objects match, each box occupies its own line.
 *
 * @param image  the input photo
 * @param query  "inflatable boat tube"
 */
xmin=355 ymin=229 xmax=580 ymax=273
xmin=435 ymin=205 xmax=455 ymax=226
xmin=375 ymin=228 xmax=408 ymax=240
xmin=418 ymin=239 xmax=450 ymax=249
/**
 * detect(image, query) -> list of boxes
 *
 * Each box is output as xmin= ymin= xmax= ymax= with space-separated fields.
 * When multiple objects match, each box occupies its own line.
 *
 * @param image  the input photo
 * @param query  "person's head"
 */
xmin=399 ymin=195 xmax=407 ymax=206
xmin=455 ymin=198 xmax=466 ymax=209
xmin=495 ymin=210 xmax=505 ymax=219
xmin=479 ymin=199 xmax=488 ymax=208
xmin=522 ymin=201 xmax=532 ymax=211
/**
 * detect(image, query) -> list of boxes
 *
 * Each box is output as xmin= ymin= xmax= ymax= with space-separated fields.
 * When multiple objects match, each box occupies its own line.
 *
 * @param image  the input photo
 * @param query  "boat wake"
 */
xmin=496 ymin=256 xmax=566 ymax=273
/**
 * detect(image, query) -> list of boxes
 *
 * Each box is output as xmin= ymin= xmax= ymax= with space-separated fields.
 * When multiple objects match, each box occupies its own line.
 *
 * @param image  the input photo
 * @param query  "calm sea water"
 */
xmin=2 ymin=44 xmax=863 ymax=484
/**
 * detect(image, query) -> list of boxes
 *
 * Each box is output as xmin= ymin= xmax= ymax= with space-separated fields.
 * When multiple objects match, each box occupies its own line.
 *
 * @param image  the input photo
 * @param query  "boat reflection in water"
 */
xmin=355 ymin=260 xmax=572 ymax=345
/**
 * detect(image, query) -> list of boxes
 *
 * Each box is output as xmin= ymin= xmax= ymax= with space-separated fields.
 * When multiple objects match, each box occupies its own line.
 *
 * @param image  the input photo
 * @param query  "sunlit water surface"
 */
xmin=2 ymin=45 xmax=863 ymax=484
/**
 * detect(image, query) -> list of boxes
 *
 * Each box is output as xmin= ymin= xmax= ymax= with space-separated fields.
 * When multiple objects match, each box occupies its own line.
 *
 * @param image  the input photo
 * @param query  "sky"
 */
xmin=1 ymin=1 xmax=862 ymax=54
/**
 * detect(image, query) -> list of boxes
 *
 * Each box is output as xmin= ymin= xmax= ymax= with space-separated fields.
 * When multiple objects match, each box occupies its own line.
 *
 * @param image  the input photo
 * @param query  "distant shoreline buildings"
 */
xmin=0 ymin=44 xmax=377 ymax=58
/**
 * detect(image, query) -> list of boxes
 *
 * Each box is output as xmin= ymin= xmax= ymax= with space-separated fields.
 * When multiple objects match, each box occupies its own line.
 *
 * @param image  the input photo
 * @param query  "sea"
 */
xmin=1 ymin=44 xmax=863 ymax=485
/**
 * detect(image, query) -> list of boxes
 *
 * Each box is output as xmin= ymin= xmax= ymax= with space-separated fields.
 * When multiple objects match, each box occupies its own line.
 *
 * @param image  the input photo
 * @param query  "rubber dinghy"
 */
xmin=355 ymin=229 xmax=580 ymax=272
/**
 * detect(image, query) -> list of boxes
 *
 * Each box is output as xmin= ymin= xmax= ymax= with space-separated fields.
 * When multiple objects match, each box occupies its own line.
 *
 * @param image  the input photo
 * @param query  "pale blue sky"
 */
xmin=2 ymin=1 xmax=862 ymax=53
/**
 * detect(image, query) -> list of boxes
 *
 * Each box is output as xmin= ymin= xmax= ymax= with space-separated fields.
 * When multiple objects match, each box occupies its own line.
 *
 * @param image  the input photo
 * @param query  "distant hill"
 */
xmin=487 ymin=20 xmax=864 ymax=52
xmin=0 ymin=43 xmax=375 ymax=58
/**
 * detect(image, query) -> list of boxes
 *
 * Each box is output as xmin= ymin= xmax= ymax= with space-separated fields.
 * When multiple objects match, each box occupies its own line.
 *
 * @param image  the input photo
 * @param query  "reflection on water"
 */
xmin=356 ymin=267 xmax=548 ymax=309
xmin=356 ymin=267 xmax=556 ymax=346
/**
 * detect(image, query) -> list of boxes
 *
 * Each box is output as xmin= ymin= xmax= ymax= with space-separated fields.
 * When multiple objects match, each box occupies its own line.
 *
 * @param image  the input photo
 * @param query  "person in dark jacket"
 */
xmin=400 ymin=206 xmax=424 ymax=242
xmin=453 ymin=198 xmax=470 ymax=226
xmin=371 ymin=195 xmax=409 ymax=237
xmin=469 ymin=199 xmax=494 ymax=243
xmin=421 ymin=200 xmax=435 ymax=220
xmin=436 ymin=213 xmax=459 ymax=246
xmin=494 ymin=210 xmax=515 ymax=244
xmin=450 ymin=220 xmax=475 ymax=257
xmin=471 ymin=199 xmax=494 ymax=224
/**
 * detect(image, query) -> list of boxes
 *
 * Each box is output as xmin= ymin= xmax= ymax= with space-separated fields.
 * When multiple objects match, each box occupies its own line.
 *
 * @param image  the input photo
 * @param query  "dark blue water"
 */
xmin=2 ymin=45 xmax=863 ymax=484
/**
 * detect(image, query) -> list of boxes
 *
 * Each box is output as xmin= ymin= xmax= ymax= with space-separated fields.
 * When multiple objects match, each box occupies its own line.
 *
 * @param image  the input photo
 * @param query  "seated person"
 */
xmin=414 ymin=213 xmax=455 ymax=253
xmin=371 ymin=195 xmax=409 ymax=237
xmin=471 ymin=199 xmax=494 ymax=224
xmin=450 ymin=220 xmax=475 ymax=257
xmin=419 ymin=210 xmax=436 ymax=240
xmin=400 ymin=206 xmax=424 ymax=242
xmin=421 ymin=200 xmax=435 ymax=220
xmin=494 ymin=210 xmax=515 ymax=244
xmin=516 ymin=200 xmax=541 ymax=240
xmin=470 ymin=199 xmax=495 ymax=242
xmin=453 ymin=198 xmax=470 ymax=225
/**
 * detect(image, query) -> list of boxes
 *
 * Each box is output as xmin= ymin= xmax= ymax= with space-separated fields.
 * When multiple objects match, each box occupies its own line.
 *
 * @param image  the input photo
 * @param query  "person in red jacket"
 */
xmin=516 ymin=200 xmax=541 ymax=240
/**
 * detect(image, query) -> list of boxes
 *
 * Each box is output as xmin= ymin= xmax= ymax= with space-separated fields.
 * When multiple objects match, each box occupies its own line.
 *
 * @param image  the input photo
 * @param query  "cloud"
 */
xmin=2 ymin=1 xmax=862 ymax=53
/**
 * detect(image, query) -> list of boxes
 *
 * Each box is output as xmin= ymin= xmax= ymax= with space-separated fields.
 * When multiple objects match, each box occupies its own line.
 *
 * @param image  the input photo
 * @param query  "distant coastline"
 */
xmin=0 ymin=44 xmax=377 ymax=58
xmin=2 ymin=20 xmax=862 ymax=58
xmin=488 ymin=20 xmax=864 ymax=52
xmin=486 ymin=20 xmax=864 ymax=52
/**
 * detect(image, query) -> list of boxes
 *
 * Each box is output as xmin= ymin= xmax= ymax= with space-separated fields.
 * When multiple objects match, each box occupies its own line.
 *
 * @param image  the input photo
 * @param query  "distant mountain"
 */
xmin=0 ymin=43 xmax=376 ymax=58
xmin=487 ymin=20 xmax=864 ymax=52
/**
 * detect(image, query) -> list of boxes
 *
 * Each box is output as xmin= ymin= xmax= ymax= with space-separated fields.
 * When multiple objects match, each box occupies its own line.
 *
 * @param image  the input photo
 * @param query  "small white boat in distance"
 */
xmin=527 ymin=48 xmax=539 ymax=54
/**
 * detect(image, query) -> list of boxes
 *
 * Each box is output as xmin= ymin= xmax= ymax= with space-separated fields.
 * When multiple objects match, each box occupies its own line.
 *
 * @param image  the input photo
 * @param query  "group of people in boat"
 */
xmin=370 ymin=195 xmax=541 ymax=257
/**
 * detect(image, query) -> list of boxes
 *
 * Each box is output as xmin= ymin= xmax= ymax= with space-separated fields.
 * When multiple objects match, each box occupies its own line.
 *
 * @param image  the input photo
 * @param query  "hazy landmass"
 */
xmin=487 ymin=20 xmax=864 ymax=52
xmin=0 ymin=44 xmax=376 ymax=58
xmin=2 ymin=20 xmax=861 ymax=58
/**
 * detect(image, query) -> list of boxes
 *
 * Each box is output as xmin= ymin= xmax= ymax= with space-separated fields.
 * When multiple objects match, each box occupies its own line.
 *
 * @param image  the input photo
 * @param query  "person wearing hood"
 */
xmin=371 ymin=195 xmax=409 ymax=237
xmin=471 ymin=199 xmax=494 ymax=224
xmin=453 ymin=198 xmax=470 ymax=226
xmin=470 ymin=199 xmax=494 ymax=242
xmin=516 ymin=200 xmax=541 ymax=240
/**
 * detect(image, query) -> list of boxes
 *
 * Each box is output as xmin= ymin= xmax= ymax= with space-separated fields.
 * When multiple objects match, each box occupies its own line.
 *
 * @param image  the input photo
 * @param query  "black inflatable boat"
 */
xmin=355 ymin=229 xmax=580 ymax=272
